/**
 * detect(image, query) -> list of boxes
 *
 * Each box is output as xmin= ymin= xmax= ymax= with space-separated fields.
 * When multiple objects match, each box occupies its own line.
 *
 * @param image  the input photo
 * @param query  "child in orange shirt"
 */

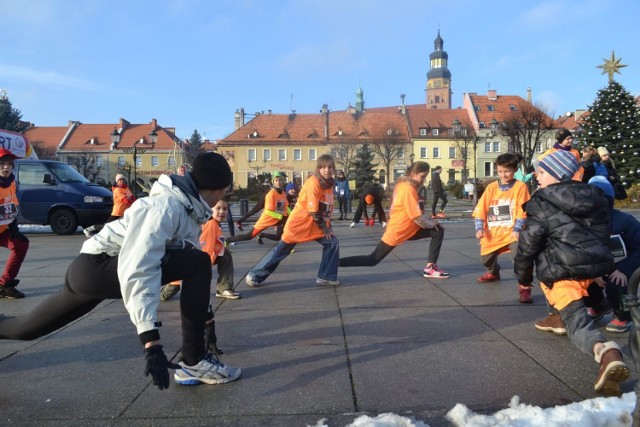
xmin=340 ymin=161 xmax=449 ymax=279
xmin=160 ymin=197 xmax=240 ymax=301
xmin=245 ymin=155 xmax=339 ymax=287
xmin=472 ymin=153 xmax=531 ymax=302
xmin=201 ymin=198 xmax=240 ymax=300
xmin=227 ymin=172 xmax=289 ymax=245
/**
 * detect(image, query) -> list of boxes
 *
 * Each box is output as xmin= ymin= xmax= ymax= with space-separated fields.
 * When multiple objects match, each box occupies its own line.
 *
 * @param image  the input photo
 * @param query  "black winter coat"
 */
xmin=514 ymin=181 xmax=615 ymax=287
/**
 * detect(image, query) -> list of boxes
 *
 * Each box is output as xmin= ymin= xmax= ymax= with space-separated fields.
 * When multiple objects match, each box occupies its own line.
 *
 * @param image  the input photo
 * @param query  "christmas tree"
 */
xmin=581 ymin=53 xmax=640 ymax=188
xmin=351 ymin=144 xmax=378 ymax=195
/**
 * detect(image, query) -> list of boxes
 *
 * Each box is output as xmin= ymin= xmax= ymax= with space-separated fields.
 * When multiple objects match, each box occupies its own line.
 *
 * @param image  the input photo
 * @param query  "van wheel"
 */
xmin=50 ymin=209 xmax=78 ymax=235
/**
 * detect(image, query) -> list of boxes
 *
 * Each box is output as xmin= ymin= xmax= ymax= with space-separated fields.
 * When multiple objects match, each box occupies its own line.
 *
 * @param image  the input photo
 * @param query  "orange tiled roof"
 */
xmin=468 ymin=93 xmax=553 ymax=126
xmin=220 ymin=108 xmax=411 ymax=146
xmin=23 ymin=126 xmax=69 ymax=149
xmin=24 ymin=118 xmax=182 ymax=153
xmin=403 ymin=104 xmax=474 ymax=137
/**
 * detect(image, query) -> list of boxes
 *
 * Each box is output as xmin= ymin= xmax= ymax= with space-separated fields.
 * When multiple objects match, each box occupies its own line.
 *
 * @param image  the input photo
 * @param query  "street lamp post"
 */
xmin=110 ymin=127 xmax=157 ymax=197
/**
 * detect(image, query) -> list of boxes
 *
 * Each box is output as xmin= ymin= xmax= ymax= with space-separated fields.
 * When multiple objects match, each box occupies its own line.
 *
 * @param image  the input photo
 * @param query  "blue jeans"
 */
xmin=559 ymin=299 xmax=605 ymax=358
xmin=249 ymin=235 xmax=339 ymax=283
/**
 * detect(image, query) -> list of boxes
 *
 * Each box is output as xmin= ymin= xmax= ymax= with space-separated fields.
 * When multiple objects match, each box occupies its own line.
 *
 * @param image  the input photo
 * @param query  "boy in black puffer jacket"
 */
xmin=514 ymin=150 xmax=628 ymax=397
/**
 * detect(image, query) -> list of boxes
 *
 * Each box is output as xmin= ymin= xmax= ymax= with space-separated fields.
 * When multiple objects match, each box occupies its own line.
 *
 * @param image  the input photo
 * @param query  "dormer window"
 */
xmin=474 ymin=105 xmax=481 ymax=111
xmin=248 ymin=131 xmax=259 ymax=138
xmin=358 ymin=131 xmax=368 ymax=137
xmin=432 ymin=129 xmax=439 ymax=136
xmin=509 ymin=104 xmax=518 ymax=111
xmin=278 ymin=129 xmax=289 ymax=138
xmin=487 ymin=105 xmax=495 ymax=111
xmin=419 ymin=128 xmax=427 ymax=136
xmin=479 ymin=121 xmax=486 ymax=128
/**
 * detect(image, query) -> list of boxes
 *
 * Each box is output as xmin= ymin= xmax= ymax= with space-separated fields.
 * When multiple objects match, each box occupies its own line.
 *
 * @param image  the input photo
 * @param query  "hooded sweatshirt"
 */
xmin=81 ymin=173 xmax=212 ymax=336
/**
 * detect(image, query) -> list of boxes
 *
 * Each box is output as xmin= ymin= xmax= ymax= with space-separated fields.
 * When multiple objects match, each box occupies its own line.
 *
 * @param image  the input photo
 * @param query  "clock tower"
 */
xmin=426 ymin=30 xmax=452 ymax=109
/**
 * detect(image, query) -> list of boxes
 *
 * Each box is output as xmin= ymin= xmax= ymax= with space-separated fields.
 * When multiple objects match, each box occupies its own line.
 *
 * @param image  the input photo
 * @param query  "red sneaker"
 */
xmin=477 ymin=272 xmax=500 ymax=283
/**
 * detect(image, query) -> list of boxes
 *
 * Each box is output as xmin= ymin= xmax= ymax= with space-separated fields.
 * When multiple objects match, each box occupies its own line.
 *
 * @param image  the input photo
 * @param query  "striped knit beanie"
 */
xmin=539 ymin=150 xmax=579 ymax=182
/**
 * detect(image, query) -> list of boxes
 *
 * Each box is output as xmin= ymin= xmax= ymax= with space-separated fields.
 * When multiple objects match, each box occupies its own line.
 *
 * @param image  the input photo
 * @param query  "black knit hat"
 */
xmin=555 ymin=128 xmax=573 ymax=144
xmin=190 ymin=152 xmax=232 ymax=190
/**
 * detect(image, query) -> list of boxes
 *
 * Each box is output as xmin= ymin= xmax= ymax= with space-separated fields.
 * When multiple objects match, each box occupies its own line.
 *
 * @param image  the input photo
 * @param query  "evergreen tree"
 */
xmin=352 ymin=144 xmax=377 ymax=195
xmin=185 ymin=129 xmax=205 ymax=163
xmin=581 ymin=81 xmax=640 ymax=188
xmin=0 ymin=90 xmax=28 ymax=132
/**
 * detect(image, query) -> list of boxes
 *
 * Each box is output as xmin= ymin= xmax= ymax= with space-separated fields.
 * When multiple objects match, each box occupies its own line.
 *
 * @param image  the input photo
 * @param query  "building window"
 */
xmin=478 ymin=121 xmax=486 ymax=128
xmin=293 ymin=149 xmax=301 ymax=161
xmin=118 ymin=156 xmax=125 ymax=167
xmin=493 ymin=141 xmax=500 ymax=152
xmin=248 ymin=148 xmax=256 ymax=162
xmin=309 ymin=148 xmax=317 ymax=161
xmin=136 ymin=156 xmax=142 ymax=167
xmin=263 ymin=148 xmax=271 ymax=161
xmin=487 ymin=105 xmax=495 ymax=111
xmin=168 ymin=156 xmax=175 ymax=167
xmin=485 ymin=141 xmax=491 ymax=152
xmin=448 ymin=147 xmax=456 ymax=158
xmin=432 ymin=129 xmax=439 ymax=136
xmin=448 ymin=169 xmax=456 ymax=184
xmin=379 ymin=169 xmax=386 ymax=185
xmin=397 ymin=147 xmax=405 ymax=159
xmin=474 ymin=105 xmax=481 ymax=111
xmin=151 ymin=156 xmax=159 ymax=167
xmin=95 ymin=155 xmax=102 ymax=167
xmin=535 ymin=142 xmax=542 ymax=152
xmin=278 ymin=149 xmax=286 ymax=161
xmin=433 ymin=147 xmax=440 ymax=158
xmin=420 ymin=147 xmax=427 ymax=158
xmin=420 ymin=128 xmax=427 ymax=136
xmin=509 ymin=104 xmax=517 ymax=111
xmin=484 ymin=162 xmax=498 ymax=176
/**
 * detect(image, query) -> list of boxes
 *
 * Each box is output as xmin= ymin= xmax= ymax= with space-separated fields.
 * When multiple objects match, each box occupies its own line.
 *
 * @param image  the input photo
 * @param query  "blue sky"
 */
xmin=2 ymin=0 xmax=639 ymax=141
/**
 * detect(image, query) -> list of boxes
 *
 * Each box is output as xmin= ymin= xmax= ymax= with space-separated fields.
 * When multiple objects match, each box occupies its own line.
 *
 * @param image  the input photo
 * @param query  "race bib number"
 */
xmin=276 ymin=200 xmax=285 ymax=212
xmin=0 ymin=202 xmax=18 ymax=225
xmin=339 ymin=189 xmax=345 ymax=196
xmin=487 ymin=203 xmax=512 ymax=228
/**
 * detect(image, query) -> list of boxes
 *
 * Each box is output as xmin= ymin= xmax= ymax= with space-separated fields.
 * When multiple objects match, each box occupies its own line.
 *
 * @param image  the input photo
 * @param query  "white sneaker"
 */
xmin=174 ymin=353 xmax=241 ymax=385
xmin=245 ymin=275 xmax=262 ymax=287
xmin=216 ymin=289 xmax=241 ymax=299
xmin=350 ymin=222 xmax=357 ymax=228
xmin=316 ymin=278 xmax=340 ymax=286
xmin=381 ymin=222 xmax=387 ymax=228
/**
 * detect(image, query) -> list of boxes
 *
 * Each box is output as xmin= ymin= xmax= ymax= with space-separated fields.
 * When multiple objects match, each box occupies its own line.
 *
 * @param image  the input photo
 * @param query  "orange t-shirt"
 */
xmin=253 ymin=188 xmax=288 ymax=231
xmin=381 ymin=180 xmax=422 ymax=247
xmin=541 ymin=278 xmax=592 ymax=311
xmin=281 ymin=175 xmax=333 ymax=244
xmin=111 ymin=185 xmax=135 ymax=217
xmin=538 ymin=147 xmax=584 ymax=181
xmin=0 ymin=181 xmax=19 ymax=234
xmin=472 ymin=180 xmax=530 ymax=256
xmin=200 ymin=219 xmax=225 ymax=265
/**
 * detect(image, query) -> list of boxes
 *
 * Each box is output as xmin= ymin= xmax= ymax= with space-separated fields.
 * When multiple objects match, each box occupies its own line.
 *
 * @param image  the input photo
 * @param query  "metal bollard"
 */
xmin=624 ymin=267 xmax=640 ymax=426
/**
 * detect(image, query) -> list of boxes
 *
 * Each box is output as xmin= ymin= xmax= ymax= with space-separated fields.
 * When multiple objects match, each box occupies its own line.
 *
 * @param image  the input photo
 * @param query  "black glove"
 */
xmin=204 ymin=309 xmax=223 ymax=355
xmin=143 ymin=345 xmax=181 ymax=390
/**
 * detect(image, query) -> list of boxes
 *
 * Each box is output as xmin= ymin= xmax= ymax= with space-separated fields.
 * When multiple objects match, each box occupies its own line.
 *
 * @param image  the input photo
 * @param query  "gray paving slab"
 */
xmin=1 ymin=217 xmax=639 ymax=426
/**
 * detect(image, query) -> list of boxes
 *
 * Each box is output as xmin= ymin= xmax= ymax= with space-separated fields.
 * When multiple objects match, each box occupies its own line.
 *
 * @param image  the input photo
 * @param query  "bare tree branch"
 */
xmin=65 ymin=151 xmax=103 ymax=183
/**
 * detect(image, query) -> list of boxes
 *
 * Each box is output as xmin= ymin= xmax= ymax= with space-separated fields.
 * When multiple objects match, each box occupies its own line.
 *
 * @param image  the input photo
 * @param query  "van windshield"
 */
xmin=48 ymin=162 xmax=92 ymax=183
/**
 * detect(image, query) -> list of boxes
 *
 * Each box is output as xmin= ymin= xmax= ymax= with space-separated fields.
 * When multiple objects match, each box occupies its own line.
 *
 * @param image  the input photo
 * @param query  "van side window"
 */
xmin=18 ymin=164 xmax=47 ymax=185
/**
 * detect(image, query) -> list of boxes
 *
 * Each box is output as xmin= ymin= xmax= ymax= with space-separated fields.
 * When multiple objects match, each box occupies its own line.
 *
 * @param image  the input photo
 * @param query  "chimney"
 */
xmin=234 ymin=108 xmax=245 ymax=130
xmin=487 ymin=89 xmax=498 ymax=100
xmin=151 ymin=118 xmax=157 ymax=130
xmin=527 ymin=87 xmax=532 ymax=103
xmin=321 ymin=104 xmax=329 ymax=141
xmin=119 ymin=117 xmax=130 ymax=131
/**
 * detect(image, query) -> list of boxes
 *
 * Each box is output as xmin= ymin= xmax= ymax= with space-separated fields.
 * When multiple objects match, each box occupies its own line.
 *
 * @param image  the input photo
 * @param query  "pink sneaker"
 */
xmin=423 ymin=264 xmax=450 ymax=279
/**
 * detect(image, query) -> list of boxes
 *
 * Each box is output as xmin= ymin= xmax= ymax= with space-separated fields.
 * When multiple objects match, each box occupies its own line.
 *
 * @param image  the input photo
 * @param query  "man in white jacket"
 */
xmin=0 ymin=152 xmax=241 ymax=390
